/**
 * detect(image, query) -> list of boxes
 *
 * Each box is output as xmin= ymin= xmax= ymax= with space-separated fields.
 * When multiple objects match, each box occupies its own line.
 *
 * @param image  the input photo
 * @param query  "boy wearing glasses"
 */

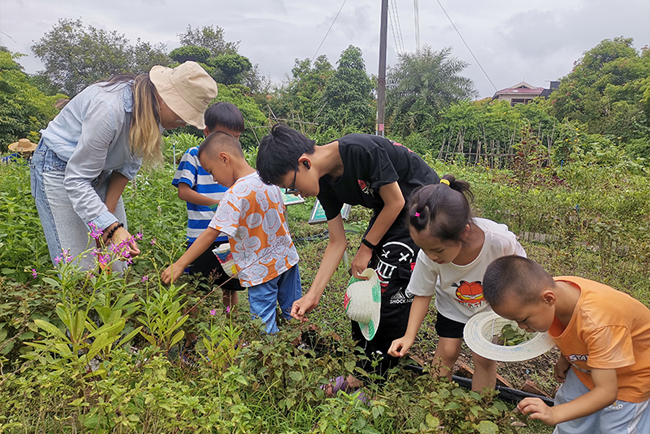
xmin=257 ymin=124 xmax=439 ymax=376
xmin=163 ymin=132 xmax=301 ymax=334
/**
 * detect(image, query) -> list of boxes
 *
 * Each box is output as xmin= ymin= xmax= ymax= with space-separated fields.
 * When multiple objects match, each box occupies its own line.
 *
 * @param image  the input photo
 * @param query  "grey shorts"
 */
xmin=553 ymin=368 xmax=650 ymax=434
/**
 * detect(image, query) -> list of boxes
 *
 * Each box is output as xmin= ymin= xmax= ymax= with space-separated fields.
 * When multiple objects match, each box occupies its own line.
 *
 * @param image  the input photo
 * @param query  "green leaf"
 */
xmin=288 ymin=371 xmax=303 ymax=381
xmin=425 ymin=413 xmax=440 ymax=427
xmin=476 ymin=420 xmax=499 ymax=434
xmin=34 ymin=319 xmax=66 ymax=339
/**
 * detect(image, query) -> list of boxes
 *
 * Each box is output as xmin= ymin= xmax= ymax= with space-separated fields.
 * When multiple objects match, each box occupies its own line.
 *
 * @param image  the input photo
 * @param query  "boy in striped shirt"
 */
xmin=172 ymin=102 xmax=245 ymax=309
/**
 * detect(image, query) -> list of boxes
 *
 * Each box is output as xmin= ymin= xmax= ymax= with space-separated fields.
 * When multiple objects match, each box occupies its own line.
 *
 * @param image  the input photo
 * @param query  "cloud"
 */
xmin=1 ymin=0 xmax=648 ymax=98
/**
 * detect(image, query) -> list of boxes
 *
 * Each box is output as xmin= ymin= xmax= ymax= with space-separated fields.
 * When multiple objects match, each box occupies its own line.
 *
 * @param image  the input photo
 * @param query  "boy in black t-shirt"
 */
xmin=257 ymin=124 xmax=439 ymax=376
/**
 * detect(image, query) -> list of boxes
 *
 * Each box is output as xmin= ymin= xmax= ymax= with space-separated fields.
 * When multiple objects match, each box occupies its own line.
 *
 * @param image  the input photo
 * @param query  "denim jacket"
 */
xmin=40 ymin=81 xmax=143 ymax=230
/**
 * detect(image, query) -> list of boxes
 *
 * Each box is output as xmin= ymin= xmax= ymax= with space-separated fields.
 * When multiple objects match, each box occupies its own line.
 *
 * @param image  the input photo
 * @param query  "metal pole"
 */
xmin=376 ymin=0 xmax=388 ymax=137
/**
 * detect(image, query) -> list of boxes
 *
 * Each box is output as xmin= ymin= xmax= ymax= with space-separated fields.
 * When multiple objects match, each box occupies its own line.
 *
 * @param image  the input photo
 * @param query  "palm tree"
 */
xmin=386 ymin=46 xmax=477 ymax=137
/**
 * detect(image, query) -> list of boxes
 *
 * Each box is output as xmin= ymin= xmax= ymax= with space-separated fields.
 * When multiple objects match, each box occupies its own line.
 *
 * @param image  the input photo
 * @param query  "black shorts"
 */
xmin=188 ymin=241 xmax=245 ymax=293
xmin=435 ymin=312 xmax=465 ymax=339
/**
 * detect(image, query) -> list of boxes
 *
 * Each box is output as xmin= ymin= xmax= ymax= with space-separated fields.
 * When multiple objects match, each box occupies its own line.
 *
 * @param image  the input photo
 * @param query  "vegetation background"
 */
xmin=0 ymin=21 xmax=649 ymax=433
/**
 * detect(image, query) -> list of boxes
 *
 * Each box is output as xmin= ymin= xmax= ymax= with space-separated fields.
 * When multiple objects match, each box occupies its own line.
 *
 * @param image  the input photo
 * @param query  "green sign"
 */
xmin=308 ymin=199 xmax=351 ymax=224
xmin=281 ymin=191 xmax=305 ymax=206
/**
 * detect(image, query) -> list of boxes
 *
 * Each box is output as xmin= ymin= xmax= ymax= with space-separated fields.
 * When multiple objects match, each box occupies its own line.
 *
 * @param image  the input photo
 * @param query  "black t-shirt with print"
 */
xmin=318 ymin=134 xmax=440 ymax=220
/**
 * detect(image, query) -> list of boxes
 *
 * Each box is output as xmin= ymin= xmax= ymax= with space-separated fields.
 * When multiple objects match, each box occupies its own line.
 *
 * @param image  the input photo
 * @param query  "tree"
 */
xmin=211 ymin=54 xmax=252 ymax=85
xmin=320 ymin=46 xmax=374 ymax=132
xmin=269 ymin=55 xmax=334 ymax=130
xmin=169 ymin=46 xmax=211 ymax=64
xmin=31 ymin=19 xmax=171 ymax=96
xmin=385 ymin=45 xmax=477 ymax=137
xmin=0 ymin=50 xmax=66 ymax=151
xmin=177 ymin=25 xmax=239 ymax=58
xmin=549 ymin=37 xmax=650 ymax=146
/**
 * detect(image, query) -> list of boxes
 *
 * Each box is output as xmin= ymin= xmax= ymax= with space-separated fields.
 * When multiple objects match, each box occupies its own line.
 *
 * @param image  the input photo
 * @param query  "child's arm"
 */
xmin=350 ymin=182 xmax=405 ymax=278
xmin=518 ymin=368 xmax=618 ymax=426
xmin=161 ymin=227 xmax=221 ymax=284
xmin=290 ymin=214 xmax=347 ymax=321
xmin=177 ymin=183 xmax=219 ymax=207
xmin=388 ymin=295 xmax=432 ymax=357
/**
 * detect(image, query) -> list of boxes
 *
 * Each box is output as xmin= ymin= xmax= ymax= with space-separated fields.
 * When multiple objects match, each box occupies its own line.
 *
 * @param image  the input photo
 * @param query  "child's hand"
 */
xmin=554 ymin=356 xmax=571 ymax=383
xmin=161 ymin=263 xmax=183 ymax=284
xmin=350 ymin=247 xmax=373 ymax=280
xmin=517 ymin=398 xmax=557 ymax=425
xmin=388 ymin=336 xmax=414 ymax=357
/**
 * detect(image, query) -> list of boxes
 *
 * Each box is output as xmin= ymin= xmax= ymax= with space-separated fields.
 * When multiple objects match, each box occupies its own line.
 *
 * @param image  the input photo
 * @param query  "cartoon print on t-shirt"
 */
xmin=453 ymin=280 xmax=485 ymax=308
xmin=357 ymin=179 xmax=373 ymax=196
xmin=373 ymin=241 xmax=416 ymax=305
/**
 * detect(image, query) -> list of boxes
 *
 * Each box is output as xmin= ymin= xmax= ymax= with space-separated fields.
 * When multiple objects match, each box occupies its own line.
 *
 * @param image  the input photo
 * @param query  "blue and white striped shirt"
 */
xmin=172 ymin=146 xmax=228 ymax=244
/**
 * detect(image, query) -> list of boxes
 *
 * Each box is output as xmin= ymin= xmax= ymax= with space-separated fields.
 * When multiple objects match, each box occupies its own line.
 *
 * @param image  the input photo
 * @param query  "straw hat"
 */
xmin=8 ymin=138 xmax=38 ymax=153
xmin=149 ymin=61 xmax=217 ymax=130
xmin=344 ymin=269 xmax=381 ymax=341
xmin=463 ymin=311 xmax=555 ymax=362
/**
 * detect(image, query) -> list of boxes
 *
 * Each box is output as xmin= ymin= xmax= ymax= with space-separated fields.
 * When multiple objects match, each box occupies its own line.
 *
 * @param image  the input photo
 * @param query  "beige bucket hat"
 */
xmin=149 ymin=61 xmax=217 ymax=130
xmin=8 ymin=138 xmax=38 ymax=153
xmin=344 ymin=268 xmax=382 ymax=341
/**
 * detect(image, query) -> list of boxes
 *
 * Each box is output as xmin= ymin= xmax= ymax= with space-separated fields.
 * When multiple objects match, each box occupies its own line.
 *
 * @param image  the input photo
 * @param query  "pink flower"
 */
xmin=88 ymin=222 xmax=103 ymax=240
xmin=135 ymin=233 xmax=143 ymax=241
xmin=150 ymin=238 xmax=156 ymax=245
xmin=226 ymin=306 xmax=231 ymax=314
xmin=209 ymin=309 xmax=217 ymax=316
xmin=31 ymin=268 xmax=37 ymax=278
xmin=141 ymin=276 xmax=148 ymax=282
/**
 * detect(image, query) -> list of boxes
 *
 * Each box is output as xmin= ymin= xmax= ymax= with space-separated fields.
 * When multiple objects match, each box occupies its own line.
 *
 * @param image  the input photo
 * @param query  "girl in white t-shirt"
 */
xmin=387 ymin=176 xmax=526 ymax=391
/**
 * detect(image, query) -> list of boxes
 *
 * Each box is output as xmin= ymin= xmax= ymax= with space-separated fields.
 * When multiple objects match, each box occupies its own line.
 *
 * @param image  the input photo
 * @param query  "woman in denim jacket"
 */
xmin=31 ymin=61 xmax=217 ymax=272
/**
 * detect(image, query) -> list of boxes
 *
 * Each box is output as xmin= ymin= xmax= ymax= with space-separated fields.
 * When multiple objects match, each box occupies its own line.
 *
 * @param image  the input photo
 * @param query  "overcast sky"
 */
xmin=1 ymin=0 xmax=649 ymax=99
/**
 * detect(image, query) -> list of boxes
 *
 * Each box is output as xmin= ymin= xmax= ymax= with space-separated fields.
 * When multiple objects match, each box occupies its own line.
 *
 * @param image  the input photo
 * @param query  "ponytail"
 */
xmin=407 ymin=175 xmax=474 ymax=242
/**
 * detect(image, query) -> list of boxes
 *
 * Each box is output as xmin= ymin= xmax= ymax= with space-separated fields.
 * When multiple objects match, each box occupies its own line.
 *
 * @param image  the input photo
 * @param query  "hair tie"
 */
xmin=440 ymin=179 xmax=450 ymax=186
xmin=414 ymin=212 xmax=420 ymax=217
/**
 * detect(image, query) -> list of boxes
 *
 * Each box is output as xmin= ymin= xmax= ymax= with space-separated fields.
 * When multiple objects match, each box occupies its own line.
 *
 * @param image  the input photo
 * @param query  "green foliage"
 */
xmin=320 ymin=46 xmax=375 ymax=133
xmin=31 ymin=18 xmax=171 ymax=96
xmin=211 ymin=54 xmax=253 ymax=85
xmin=169 ymin=45 xmax=211 ymax=63
xmin=549 ymin=37 xmax=650 ymax=153
xmin=386 ymin=46 xmax=477 ymax=137
xmin=0 ymin=51 xmax=65 ymax=150
xmin=178 ymin=25 xmax=239 ymax=58
xmin=270 ymin=55 xmax=335 ymax=131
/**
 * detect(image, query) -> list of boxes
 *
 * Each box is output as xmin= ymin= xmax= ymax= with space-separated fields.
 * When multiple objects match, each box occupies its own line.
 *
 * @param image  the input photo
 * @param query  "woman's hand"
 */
xmin=103 ymin=225 xmax=140 ymax=260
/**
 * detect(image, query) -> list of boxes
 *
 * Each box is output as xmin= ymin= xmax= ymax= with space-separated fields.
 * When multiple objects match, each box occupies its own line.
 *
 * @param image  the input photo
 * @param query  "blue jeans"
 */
xmin=30 ymin=142 xmax=127 ymax=272
xmin=247 ymin=265 xmax=302 ymax=334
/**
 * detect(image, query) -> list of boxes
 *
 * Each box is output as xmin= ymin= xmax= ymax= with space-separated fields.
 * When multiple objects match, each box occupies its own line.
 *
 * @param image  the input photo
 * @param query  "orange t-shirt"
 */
xmin=549 ymin=276 xmax=650 ymax=402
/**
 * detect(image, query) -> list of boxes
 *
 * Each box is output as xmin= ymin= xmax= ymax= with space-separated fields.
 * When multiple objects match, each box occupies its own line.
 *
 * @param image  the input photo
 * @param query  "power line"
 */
xmin=388 ymin=0 xmax=405 ymax=55
xmin=311 ymin=0 xmax=348 ymax=62
xmin=435 ymin=0 xmax=498 ymax=92
xmin=414 ymin=0 xmax=420 ymax=52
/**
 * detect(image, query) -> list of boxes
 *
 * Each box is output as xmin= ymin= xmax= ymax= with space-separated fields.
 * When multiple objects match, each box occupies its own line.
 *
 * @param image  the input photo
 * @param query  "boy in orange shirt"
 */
xmin=482 ymin=256 xmax=650 ymax=433
xmin=162 ymin=132 xmax=301 ymax=333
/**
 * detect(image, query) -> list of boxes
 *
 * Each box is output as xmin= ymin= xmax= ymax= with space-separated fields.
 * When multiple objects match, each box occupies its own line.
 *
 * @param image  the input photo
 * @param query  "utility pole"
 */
xmin=376 ymin=0 xmax=388 ymax=137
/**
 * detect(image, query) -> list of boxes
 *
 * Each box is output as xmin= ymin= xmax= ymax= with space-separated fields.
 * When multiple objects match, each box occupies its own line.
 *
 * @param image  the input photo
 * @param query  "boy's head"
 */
xmin=204 ymin=102 xmax=244 ymax=138
xmin=198 ymin=132 xmax=246 ymax=188
xmin=483 ymin=256 xmax=557 ymax=333
xmin=257 ymin=124 xmax=316 ymax=188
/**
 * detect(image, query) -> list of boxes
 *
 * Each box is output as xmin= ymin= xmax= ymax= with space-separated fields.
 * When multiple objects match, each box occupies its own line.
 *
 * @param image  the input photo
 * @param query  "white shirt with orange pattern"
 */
xmin=550 ymin=276 xmax=650 ymax=403
xmin=208 ymin=172 xmax=299 ymax=287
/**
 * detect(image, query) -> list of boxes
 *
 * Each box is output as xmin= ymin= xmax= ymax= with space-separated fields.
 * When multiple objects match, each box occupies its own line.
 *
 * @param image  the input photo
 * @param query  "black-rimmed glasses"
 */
xmin=285 ymin=166 xmax=299 ymax=195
